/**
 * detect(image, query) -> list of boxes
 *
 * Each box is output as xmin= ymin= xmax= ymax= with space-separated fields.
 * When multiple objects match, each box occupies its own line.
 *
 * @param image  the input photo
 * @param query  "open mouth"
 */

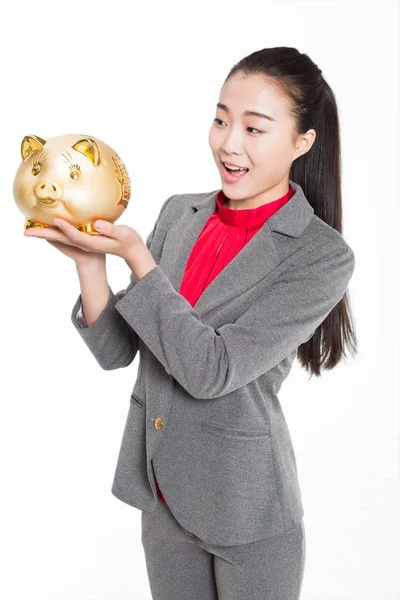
xmin=222 ymin=161 xmax=249 ymax=174
xmin=221 ymin=160 xmax=249 ymax=181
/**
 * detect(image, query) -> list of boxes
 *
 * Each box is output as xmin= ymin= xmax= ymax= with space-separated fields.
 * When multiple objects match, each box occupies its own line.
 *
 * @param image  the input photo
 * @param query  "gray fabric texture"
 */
xmin=70 ymin=180 xmax=355 ymax=545
xmin=141 ymin=492 xmax=306 ymax=600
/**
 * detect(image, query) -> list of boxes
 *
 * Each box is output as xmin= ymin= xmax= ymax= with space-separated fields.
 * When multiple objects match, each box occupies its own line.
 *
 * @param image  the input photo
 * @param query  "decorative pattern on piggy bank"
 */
xmin=13 ymin=133 xmax=131 ymax=235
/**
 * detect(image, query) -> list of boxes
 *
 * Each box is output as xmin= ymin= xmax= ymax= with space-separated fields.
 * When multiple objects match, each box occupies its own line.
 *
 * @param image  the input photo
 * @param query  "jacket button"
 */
xmin=165 ymin=367 xmax=171 ymax=375
xmin=154 ymin=416 xmax=164 ymax=430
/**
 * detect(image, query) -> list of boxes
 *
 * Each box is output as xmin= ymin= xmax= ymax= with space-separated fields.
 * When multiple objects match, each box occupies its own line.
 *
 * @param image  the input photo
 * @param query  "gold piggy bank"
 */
xmin=13 ymin=133 xmax=131 ymax=235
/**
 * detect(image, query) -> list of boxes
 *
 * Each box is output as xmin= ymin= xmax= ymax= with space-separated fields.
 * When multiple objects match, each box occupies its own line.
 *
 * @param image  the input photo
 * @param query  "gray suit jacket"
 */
xmin=70 ymin=179 xmax=355 ymax=546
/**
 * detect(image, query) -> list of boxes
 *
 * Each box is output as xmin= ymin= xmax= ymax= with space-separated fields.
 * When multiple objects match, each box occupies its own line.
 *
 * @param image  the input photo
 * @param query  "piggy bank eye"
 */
xmin=32 ymin=164 xmax=41 ymax=176
xmin=70 ymin=164 xmax=81 ymax=180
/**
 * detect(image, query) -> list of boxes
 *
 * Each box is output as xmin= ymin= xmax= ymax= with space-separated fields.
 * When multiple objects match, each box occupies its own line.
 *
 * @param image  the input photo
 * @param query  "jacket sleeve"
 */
xmin=70 ymin=194 xmax=177 ymax=370
xmin=113 ymin=238 xmax=356 ymax=398
xmin=76 ymin=301 xmax=89 ymax=328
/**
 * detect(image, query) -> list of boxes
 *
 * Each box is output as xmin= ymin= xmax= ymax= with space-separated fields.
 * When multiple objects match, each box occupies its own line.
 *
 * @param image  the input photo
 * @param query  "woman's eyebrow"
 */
xmin=216 ymin=102 xmax=277 ymax=122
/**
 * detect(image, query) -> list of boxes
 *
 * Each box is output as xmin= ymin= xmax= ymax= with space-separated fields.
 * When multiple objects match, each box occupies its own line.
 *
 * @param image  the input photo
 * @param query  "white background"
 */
xmin=0 ymin=1 xmax=398 ymax=599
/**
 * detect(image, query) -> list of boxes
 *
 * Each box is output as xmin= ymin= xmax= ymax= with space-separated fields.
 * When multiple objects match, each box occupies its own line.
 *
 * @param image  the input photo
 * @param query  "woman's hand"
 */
xmin=23 ymin=218 xmax=144 ymax=264
xmin=42 ymin=239 xmax=102 ymax=265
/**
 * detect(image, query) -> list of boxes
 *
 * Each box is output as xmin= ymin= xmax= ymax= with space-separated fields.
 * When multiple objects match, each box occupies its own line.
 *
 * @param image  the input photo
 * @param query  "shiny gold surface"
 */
xmin=14 ymin=133 xmax=132 ymax=234
xmin=154 ymin=417 xmax=164 ymax=431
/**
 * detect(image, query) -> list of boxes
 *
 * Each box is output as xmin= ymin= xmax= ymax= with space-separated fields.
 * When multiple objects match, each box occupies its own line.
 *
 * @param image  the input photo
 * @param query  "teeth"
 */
xmin=224 ymin=163 xmax=248 ymax=171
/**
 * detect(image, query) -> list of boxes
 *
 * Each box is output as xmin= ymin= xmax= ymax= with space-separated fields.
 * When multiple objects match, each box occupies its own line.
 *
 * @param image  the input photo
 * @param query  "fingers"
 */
xmin=24 ymin=220 xmax=83 ymax=244
xmin=24 ymin=226 xmax=70 ymax=242
xmin=24 ymin=218 xmax=115 ymax=255
xmin=55 ymin=218 xmax=104 ymax=234
xmin=93 ymin=220 xmax=108 ymax=233
xmin=56 ymin=218 xmax=118 ymax=254
xmin=24 ymin=229 xmax=81 ymax=249
xmin=54 ymin=218 xmax=103 ymax=247
xmin=54 ymin=218 xmax=86 ymax=240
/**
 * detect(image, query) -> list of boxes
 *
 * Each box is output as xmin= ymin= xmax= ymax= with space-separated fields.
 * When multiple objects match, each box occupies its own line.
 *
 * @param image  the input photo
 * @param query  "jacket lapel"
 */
xmin=160 ymin=179 xmax=315 ymax=318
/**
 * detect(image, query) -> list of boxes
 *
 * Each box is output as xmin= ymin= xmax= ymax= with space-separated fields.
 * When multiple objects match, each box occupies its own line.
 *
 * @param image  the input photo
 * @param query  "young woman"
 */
xmin=25 ymin=46 xmax=357 ymax=600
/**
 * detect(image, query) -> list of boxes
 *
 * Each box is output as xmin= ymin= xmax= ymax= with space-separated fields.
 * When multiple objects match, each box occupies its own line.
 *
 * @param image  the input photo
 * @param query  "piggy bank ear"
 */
xmin=20 ymin=134 xmax=47 ymax=161
xmin=71 ymin=137 xmax=101 ymax=167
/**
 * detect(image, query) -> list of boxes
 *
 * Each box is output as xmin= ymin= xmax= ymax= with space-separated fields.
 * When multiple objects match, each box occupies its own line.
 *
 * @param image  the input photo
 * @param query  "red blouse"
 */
xmin=153 ymin=183 xmax=295 ymax=504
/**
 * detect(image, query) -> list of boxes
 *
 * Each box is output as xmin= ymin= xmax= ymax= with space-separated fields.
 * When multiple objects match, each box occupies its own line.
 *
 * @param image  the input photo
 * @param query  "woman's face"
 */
xmin=208 ymin=72 xmax=315 ymax=208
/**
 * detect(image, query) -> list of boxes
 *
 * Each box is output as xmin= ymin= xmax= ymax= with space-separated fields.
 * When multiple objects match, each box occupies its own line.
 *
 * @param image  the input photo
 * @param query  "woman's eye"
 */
xmin=247 ymin=127 xmax=262 ymax=135
xmin=213 ymin=118 xmax=262 ymax=135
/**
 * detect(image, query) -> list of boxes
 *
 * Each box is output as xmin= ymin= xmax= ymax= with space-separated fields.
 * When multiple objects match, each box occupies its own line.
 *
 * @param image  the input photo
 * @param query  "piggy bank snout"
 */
xmin=34 ymin=180 xmax=62 ymax=204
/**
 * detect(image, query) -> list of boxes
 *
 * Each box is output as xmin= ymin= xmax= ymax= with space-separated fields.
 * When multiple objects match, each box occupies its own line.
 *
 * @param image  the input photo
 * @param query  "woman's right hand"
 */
xmin=45 ymin=239 xmax=105 ymax=266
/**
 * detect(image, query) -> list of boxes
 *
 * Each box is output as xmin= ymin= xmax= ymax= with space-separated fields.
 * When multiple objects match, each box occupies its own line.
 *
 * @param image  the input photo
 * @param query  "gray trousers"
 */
xmin=141 ymin=499 xmax=306 ymax=600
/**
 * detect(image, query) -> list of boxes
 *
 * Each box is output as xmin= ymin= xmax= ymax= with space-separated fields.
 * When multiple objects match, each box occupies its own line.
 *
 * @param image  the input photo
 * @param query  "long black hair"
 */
xmin=224 ymin=47 xmax=357 ymax=377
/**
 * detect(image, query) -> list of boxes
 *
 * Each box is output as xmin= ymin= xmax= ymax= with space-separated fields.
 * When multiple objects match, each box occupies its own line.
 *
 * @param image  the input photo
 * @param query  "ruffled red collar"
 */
xmin=216 ymin=185 xmax=294 ymax=229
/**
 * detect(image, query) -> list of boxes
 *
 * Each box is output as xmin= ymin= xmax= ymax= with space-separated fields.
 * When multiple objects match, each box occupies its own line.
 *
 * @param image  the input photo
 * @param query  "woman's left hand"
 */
xmin=23 ymin=218 xmax=144 ymax=260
